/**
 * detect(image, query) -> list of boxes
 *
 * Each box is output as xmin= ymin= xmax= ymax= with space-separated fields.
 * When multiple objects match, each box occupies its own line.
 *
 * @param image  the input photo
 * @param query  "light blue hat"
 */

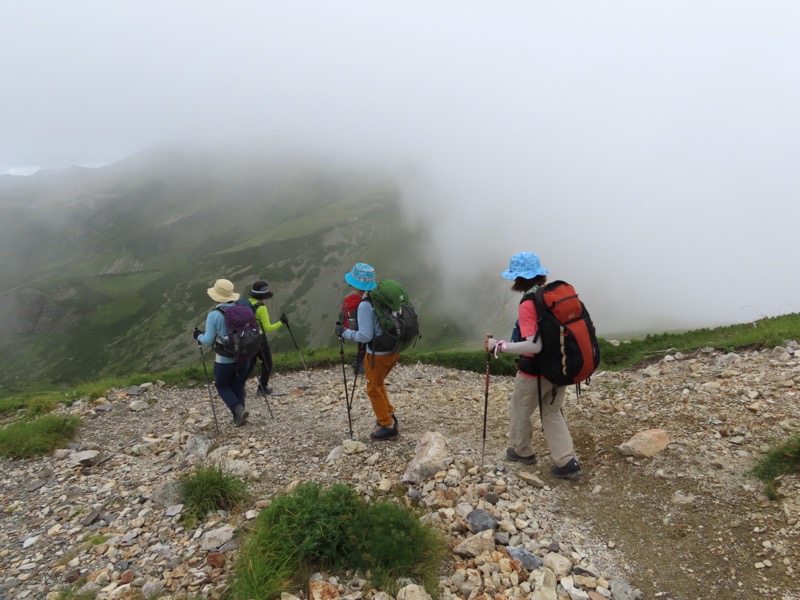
xmin=501 ymin=252 xmax=550 ymax=280
xmin=344 ymin=263 xmax=377 ymax=291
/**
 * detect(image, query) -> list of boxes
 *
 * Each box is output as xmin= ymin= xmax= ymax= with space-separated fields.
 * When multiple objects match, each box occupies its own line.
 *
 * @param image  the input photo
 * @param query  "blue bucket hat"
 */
xmin=501 ymin=252 xmax=550 ymax=280
xmin=344 ymin=263 xmax=377 ymax=291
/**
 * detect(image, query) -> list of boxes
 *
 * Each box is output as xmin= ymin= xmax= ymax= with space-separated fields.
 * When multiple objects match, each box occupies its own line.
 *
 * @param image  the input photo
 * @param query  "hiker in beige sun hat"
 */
xmin=207 ymin=279 xmax=240 ymax=303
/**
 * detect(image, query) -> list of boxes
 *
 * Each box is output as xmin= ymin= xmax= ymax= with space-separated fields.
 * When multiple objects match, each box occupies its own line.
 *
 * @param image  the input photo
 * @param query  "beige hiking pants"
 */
xmin=509 ymin=373 xmax=576 ymax=467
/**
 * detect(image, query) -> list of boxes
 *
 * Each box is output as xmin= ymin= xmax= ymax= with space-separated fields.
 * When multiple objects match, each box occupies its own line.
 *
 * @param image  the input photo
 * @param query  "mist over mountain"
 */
xmin=0 ymin=147 xmax=468 ymax=391
xmin=1 ymin=143 xmax=797 ymax=392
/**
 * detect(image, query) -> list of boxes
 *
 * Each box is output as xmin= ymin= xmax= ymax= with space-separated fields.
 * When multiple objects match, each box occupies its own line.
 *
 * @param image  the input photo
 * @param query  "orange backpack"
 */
xmin=517 ymin=280 xmax=600 ymax=386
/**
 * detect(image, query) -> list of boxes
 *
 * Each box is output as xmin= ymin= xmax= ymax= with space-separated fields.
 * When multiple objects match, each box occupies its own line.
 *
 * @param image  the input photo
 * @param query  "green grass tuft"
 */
xmin=0 ymin=415 xmax=81 ymax=459
xmin=751 ymin=434 xmax=800 ymax=484
xmin=350 ymin=501 xmax=447 ymax=594
xmin=231 ymin=482 xmax=446 ymax=599
xmin=181 ymin=463 xmax=250 ymax=523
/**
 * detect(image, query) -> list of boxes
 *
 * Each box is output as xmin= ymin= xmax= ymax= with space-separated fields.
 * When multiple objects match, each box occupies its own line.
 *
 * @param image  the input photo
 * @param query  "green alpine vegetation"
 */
xmin=751 ymin=435 xmax=800 ymax=499
xmin=232 ymin=482 xmax=447 ymax=599
xmin=0 ymin=414 xmax=81 ymax=459
xmin=181 ymin=463 xmax=250 ymax=526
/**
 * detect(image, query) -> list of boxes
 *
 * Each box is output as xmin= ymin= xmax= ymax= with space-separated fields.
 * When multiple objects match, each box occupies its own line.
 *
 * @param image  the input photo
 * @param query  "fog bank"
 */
xmin=2 ymin=1 xmax=799 ymax=336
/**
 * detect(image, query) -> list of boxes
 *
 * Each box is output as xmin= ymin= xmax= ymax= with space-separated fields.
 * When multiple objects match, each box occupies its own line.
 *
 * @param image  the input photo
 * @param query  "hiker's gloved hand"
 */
xmin=279 ymin=313 xmax=289 ymax=326
xmin=193 ymin=328 xmax=203 ymax=341
xmin=334 ymin=324 xmax=346 ymax=338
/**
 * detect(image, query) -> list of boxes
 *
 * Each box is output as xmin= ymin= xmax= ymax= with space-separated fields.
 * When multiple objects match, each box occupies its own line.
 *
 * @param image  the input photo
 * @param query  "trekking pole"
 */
xmin=197 ymin=342 xmax=221 ymax=435
xmin=481 ymin=334 xmax=492 ymax=475
xmin=256 ymin=348 xmax=274 ymax=419
xmin=284 ymin=321 xmax=310 ymax=378
xmin=346 ymin=345 xmax=365 ymax=439
xmin=337 ymin=331 xmax=353 ymax=439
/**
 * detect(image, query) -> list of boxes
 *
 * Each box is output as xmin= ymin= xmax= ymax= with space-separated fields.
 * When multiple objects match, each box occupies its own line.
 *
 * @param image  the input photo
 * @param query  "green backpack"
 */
xmin=365 ymin=279 xmax=420 ymax=353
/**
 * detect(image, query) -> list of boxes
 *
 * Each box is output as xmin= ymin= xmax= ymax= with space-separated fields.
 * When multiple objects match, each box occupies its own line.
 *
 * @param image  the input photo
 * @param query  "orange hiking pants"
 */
xmin=365 ymin=352 xmax=400 ymax=427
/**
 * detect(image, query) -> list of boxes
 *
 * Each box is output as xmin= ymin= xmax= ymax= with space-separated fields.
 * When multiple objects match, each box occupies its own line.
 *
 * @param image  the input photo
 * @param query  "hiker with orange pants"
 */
xmin=334 ymin=263 xmax=400 ymax=441
xmin=485 ymin=252 xmax=581 ymax=479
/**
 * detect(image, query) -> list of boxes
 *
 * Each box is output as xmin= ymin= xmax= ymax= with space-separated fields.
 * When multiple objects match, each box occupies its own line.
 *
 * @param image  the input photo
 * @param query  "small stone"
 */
xmin=206 ymin=552 xmax=225 ymax=568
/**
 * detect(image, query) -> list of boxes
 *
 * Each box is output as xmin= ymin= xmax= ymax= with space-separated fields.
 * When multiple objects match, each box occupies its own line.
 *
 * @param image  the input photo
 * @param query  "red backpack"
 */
xmin=517 ymin=280 xmax=600 ymax=386
xmin=339 ymin=293 xmax=362 ymax=329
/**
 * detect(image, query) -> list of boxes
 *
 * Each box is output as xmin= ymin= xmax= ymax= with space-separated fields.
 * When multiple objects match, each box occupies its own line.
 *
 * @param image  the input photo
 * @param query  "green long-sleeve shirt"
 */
xmin=248 ymin=297 xmax=283 ymax=333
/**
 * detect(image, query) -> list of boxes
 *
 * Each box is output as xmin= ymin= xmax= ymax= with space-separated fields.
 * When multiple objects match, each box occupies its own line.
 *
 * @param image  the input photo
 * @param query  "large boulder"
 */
xmin=402 ymin=431 xmax=452 ymax=483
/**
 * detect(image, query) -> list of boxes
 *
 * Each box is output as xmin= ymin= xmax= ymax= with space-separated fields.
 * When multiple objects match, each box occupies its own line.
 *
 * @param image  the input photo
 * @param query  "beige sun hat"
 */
xmin=207 ymin=278 xmax=240 ymax=303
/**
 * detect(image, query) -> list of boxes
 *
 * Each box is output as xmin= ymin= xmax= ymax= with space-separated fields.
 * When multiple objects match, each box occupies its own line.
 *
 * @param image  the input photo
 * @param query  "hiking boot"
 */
xmin=233 ymin=405 xmax=249 ymax=427
xmin=506 ymin=448 xmax=537 ymax=465
xmin=370 ymin=424 xmax=399 ymax=441
xmin=375 ymin=414 xmax=399 ymax=431
xmin=551 ymin=458 xmax=581 ymax=480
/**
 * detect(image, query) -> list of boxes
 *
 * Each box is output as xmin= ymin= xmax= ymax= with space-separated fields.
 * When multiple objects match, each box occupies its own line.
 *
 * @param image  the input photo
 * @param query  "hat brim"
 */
xmin=207 ymin=288 xmax=240 ymax=303
xmin=501 ymin=268 xmax=550 ymax=280
xmin=345 ymin=272 xmax=377 ymax=291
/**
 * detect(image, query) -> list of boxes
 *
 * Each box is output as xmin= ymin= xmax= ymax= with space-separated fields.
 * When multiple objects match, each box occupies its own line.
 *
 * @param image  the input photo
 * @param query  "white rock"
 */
xmin=343 ymin=440 xmax=367 ymax=454
xmin=201 ymin=525 xmax=236 ymax=550
xmin=402 ymin=431 xmax=452 ymax=483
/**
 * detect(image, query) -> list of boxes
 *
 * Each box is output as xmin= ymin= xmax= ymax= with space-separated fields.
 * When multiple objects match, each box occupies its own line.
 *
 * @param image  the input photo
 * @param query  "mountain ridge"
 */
xmin=0 ymin=148 xmax=454 ymax=391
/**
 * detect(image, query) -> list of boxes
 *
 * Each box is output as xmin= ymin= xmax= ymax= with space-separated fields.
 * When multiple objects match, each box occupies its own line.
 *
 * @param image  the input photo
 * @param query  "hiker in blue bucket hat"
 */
xmin=501 ymin=251 xmax=550 ymax=280
xmin=335 ymin=263 xmax=401 ymax=441
xmin=485 ymin=252 xmax=582 ymax=479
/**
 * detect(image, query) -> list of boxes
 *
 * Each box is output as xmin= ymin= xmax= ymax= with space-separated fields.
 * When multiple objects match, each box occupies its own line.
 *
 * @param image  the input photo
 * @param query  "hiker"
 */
xmin=193 ymin=278 xmax=250 ymax=427
xmin=334 ymin=263 xmax=400 ymax=441
xmin=485 ymin=252 xmax=582 ymax=479
xmin=247 ymin=280 xmax=287 ymax=394
xmin=339 ymin=287 xmax=365 ymax=374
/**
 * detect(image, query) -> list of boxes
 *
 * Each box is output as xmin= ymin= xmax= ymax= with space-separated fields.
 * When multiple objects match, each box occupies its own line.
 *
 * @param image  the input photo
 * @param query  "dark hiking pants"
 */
xmin=250 ymin=334 xmax=273 ymax=392
xmin=214 ymin=361 xmax=248 ymax=417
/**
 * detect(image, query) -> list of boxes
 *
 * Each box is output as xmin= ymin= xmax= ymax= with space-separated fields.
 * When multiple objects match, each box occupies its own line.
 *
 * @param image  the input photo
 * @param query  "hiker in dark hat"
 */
xmin=194 ymin=278 xmax=250 ymax=426
xmin=334 ymin=263 xmax=400 ymax=441
xmin=247 ymin=280 xmax=287 ymax=395
xmin=485 ymin=252 xmax=581 ymax=479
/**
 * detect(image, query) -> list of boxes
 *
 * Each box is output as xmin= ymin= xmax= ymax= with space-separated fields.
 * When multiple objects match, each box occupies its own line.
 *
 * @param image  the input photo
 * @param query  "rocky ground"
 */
xmin=1 ymin=343 xmax=799 ymax=600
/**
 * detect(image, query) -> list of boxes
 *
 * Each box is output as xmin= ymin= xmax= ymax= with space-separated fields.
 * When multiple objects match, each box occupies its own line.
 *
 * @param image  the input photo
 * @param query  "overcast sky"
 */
xmin=2 ymin=1 xmax=799 ymax=336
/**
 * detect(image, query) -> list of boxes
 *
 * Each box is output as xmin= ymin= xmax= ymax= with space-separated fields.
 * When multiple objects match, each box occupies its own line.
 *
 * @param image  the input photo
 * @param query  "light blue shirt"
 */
xmin=197 ymin=302 xmax=236 ymax=363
